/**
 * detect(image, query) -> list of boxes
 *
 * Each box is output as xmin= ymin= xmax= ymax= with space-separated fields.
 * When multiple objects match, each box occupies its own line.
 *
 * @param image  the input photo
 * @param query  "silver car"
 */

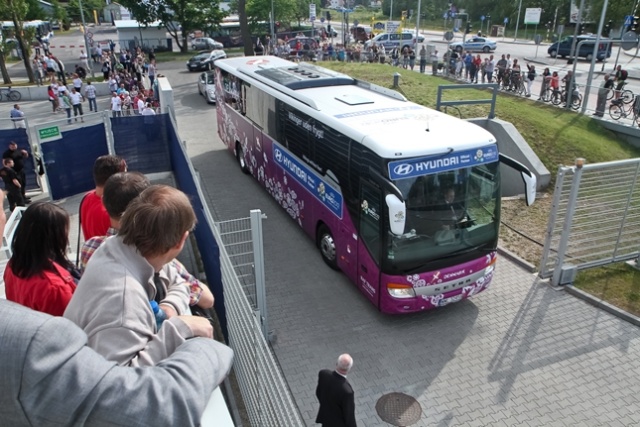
xmin=198 ymin=71 xmax=216 ymax=104
xmin=192 ymin=37 xmax=223 ymax=51
xmin=449 ymin=36 xmax=497 ymax=53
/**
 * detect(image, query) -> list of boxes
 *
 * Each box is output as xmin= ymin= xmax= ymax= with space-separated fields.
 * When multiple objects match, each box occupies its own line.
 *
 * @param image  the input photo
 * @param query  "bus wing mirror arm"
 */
xmin=499 ymin=153 xmax=537 ymax=206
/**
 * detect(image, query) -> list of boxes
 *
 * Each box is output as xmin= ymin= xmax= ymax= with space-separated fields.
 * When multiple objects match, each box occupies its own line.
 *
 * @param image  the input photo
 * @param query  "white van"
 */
xmin=364 ymin=32 xmax=425 ymax=51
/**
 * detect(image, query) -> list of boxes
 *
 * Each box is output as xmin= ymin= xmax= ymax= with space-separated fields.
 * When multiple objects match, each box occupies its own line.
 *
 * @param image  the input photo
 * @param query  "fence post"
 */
xmin=250 ymin=209 xmax=269 ymax=341
xmin=103 ymin=111 xmax=115 ymax=154
xmin=551 ymin=158 xmax=584 ymax=286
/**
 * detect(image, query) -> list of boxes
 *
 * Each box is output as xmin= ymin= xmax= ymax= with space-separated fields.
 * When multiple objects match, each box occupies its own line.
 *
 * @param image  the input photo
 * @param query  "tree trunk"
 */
xmin=238 ymin=0 xmax=253 ymax=56
xmin=0 ymin=53 xmax=12 ymax=85
xmin=181 ymin=32 xmax=189 ymax=53
xmin=12 ymin=16 xmax=35 ymax=83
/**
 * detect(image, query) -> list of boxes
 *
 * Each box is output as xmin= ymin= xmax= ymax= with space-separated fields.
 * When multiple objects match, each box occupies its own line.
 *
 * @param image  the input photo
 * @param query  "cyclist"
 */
xmin=612 ymin=65 xmax=628 ymax=104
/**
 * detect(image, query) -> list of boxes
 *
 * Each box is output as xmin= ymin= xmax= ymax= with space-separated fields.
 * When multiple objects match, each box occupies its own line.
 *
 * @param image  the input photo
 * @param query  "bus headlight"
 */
xmin=387 ymin=283 xmax=415 ymax=298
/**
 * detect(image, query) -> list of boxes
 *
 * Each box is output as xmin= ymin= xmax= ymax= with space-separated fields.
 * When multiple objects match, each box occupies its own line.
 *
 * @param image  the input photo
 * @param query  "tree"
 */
xmin=25 ymin=0 xmax=46 ymax=20
xmin=117 ymin=0 xmax=226 ymax=53
xmin=0 ymin=41 xmax=12 ymax=85
xmin=65 ymin=0 xmax=102 ymax=23
xmin=0 ymin=0 xmax=35 ymax=83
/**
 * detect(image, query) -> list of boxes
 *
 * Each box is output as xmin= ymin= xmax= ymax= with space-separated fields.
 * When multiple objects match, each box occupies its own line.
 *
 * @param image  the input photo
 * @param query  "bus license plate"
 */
xmin=438 ymin=294 xmax=463 ymax=306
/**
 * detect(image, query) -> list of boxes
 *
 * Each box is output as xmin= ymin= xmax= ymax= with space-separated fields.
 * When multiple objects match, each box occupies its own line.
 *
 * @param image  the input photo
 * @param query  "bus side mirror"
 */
xmin=499 ymin=153 xmax=537 ymax=206
xmin=386 ymin=194 xmax=406 ymax=236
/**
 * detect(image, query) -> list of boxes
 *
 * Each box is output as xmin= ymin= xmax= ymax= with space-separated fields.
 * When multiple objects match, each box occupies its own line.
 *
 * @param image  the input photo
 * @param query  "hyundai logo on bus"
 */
xmin=388 ymin=145 xmax=499 ymax=180
xmin=273 ymin=145 xmax=343 ymax=219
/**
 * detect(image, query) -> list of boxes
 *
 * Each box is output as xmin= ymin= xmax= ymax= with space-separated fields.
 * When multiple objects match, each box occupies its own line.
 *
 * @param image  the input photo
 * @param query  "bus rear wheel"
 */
xmin=318 ymin=225 xmax=339 ymax=270
xmin=236 ymin=142 xmax=249 ymax=174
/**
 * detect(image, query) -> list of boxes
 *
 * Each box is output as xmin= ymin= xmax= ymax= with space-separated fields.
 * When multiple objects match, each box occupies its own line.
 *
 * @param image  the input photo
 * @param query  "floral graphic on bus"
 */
xmin=406 ymin=274 xmax=427 ymax=288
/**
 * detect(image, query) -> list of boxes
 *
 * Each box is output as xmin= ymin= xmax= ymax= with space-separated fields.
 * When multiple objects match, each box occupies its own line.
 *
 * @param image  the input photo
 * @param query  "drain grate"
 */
xmin=375 ymin=392 xmax=422 ymax=426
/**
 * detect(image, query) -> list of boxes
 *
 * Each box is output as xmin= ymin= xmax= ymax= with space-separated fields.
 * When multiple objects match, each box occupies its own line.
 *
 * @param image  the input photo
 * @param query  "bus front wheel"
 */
xmin=318 ymin=225 xmax=339 ymax=270
xmin=236 ymin=142 xmax=249 ymax=174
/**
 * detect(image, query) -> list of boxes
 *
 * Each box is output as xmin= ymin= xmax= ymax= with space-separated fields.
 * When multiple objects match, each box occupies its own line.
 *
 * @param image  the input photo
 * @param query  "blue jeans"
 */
xmin=88 ymin=97 xmax=97 ymax=112
xmin=65 ymin=108 xmax=71 ymax=123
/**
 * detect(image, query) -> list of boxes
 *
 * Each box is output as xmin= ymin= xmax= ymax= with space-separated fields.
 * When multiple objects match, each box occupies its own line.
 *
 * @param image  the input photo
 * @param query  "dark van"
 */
xmin=547 ymin=35 xmax=612 ymax=61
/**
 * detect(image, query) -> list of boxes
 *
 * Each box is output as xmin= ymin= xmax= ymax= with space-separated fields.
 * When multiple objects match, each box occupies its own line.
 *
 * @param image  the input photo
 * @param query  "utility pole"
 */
xmin=79 ymin=0 xmax=95 ymax=78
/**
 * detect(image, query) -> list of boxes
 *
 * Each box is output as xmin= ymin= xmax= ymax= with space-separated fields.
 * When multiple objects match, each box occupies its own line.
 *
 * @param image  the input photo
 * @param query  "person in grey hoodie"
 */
xmin=0 ymin=299 xmax=233 ymax=427
xmin=65 ymin=185 xmax=213 ymax=367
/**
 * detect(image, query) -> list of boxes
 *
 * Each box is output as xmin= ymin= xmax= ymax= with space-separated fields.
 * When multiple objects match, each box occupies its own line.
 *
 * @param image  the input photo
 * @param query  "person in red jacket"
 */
xmin=4 ymin=202 xmax=79 ymax=316
xmin=80 ymin=155 xmax=127 ymax=240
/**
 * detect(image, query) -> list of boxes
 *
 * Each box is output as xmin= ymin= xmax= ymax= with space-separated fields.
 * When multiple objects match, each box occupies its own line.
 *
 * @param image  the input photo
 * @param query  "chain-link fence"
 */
xmin=540 ymin=158 xmax=640 ymax=285
xmin=213 ymin=211 xmax=304 ymax=426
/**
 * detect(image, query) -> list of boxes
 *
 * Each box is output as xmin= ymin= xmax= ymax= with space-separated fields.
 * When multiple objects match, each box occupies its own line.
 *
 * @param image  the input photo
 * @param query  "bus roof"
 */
xmin=216 ymin=56 xmax=496 ymax=159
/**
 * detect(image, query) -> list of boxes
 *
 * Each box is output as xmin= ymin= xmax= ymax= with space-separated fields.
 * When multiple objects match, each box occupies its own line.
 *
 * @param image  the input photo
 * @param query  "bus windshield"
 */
xmin=387 ymin=161 xmax=500 ymax=273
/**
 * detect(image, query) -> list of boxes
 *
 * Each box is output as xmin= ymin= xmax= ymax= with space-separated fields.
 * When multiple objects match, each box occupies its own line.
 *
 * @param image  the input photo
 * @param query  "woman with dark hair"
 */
xmin=4 ymin=202 xmax=77 ymax=316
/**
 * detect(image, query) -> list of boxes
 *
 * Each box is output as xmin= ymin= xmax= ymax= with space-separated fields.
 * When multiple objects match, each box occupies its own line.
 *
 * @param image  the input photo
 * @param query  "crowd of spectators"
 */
xmin=1 ymin=153 xmax=233 ymax=423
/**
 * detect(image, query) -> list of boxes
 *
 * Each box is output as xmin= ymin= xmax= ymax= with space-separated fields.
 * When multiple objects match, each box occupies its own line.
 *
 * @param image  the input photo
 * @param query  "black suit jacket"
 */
xmin=315 ymin=369 xmax=356 ymax=427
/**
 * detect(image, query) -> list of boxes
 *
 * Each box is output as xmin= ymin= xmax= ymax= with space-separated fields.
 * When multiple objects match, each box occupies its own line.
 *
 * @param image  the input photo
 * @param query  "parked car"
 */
xmin=449 ymin=36 xmax=497 ymax=53
xmin=192 ymin=37 xmax=223 ymax=50
xmin=186 ymin=49 xmax=226 ymax=71
xmin=547 ymin=35 xmax=612 ymax=61
xmin=197 ymin=70 xmax=216 ymax=104
xmin=364 ymin=31 xmax=425 ymax=50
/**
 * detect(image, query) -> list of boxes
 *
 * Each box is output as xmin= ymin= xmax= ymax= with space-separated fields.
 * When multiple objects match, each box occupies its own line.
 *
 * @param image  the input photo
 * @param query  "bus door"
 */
xmin=357 ymin=181 xmax=383 ymax=307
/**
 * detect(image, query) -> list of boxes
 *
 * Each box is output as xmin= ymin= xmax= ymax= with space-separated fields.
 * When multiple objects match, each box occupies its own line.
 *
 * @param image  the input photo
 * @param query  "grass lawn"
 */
xmin=320 ymin=61 xmax=640 ymax=316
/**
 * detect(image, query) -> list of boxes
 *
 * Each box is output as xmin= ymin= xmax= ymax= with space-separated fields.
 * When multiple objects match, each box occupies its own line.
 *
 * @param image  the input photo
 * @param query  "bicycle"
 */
xmin=609 ymin=95 xmax=640 ymax=125
xmin=0 ymin=86 xmax=21 ymax=102
xmin=607 ymin=81 xmax=634 ymax=104
xmin=546 ymin=84 xmax=582 ymax=110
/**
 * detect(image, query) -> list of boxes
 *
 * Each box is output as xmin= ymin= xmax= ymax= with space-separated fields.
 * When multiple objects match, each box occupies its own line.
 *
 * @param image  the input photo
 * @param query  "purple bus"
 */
xmin=214 ymin=56 xmax=536 ymax=314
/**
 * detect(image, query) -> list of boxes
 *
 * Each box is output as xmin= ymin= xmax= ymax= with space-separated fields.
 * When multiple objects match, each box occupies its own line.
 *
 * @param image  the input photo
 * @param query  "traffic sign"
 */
xmin=443 ymin=12 xmax=448 ymax=19
xmin=621 ymin=31 xmax=638 ymax=51
xmin=444 ymin=31 xmax=454 ymax=41
xmin=625 ymin=15 xmax=633 ymax=26
xmin=504 ymin=17 xmax=509 ymax=24
xmin=320 ymin=17 xmax=325 ymax=23
xmin=480 ymin=15 xmax=485 ymax=21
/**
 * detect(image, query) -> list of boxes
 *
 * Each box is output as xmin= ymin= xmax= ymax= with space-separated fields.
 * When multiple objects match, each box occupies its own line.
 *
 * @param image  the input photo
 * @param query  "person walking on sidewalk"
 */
xmin=525 ymin=63 xmax=536 ymax=97
xmin=60 ymin=89 xmax=72 ymax=124
xmin=9 ymin=104 xmax=25 ymax=129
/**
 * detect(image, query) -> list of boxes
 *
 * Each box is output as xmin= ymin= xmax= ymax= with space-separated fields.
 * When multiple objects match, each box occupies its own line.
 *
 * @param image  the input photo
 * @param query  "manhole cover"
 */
xmin=375 ymin=392 xmax=422 ymax=426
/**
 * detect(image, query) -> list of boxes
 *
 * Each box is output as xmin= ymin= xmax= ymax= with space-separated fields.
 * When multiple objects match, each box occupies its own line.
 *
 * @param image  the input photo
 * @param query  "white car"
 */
xmin=197 ymin=70 xmax=216 ymax=104
xmin=449 ymin=36 xmax=497 ymax=53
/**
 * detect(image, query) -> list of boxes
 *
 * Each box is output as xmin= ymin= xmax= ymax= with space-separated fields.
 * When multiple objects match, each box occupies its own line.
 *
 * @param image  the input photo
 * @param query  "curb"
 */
xmin=497 ymin=246 xmax=537 ymax=273
xmin=495 ymin=246 xmax=640 ymax=327
xmin=564 ymin=285 xmax=640 ymax=327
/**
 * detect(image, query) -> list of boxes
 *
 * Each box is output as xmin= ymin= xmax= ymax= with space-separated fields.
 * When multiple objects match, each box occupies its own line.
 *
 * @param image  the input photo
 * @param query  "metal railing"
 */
xmin=213 ymin=210 xmax=304 ymax=426
xmin=540 ymin=158 xmax=640 ymax=285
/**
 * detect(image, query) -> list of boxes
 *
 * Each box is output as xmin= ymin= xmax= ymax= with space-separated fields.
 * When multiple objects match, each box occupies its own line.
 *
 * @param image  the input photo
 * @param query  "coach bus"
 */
xmin=214 ymin=56 xmax=536 ymax=314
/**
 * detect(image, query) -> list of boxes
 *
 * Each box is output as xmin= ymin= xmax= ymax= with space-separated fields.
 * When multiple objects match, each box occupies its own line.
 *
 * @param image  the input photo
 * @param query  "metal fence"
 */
xmin=540 ymin=158 xmax=640 ymax=285
xmin=213 ymin=210 xmax=304 ymax=426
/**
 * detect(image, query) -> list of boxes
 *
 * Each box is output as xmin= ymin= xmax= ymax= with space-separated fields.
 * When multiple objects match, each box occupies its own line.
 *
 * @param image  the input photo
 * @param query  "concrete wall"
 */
xmin=598 ymin=120 xmax=640 ymax=148
xmin=8 ymin=82 xmax=113 ymax=102
xmin=468 ymin=117 xmax=551 ymax=196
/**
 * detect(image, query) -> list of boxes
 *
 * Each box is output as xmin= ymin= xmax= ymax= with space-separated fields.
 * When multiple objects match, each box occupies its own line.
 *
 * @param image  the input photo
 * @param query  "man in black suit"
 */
xmin=316 ymin=353 xmax=357 ymax=427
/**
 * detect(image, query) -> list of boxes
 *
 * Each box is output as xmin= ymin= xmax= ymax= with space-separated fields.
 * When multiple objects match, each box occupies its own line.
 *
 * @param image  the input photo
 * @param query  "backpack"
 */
xmin=620 ymin=69 xmax=628 ymax=80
